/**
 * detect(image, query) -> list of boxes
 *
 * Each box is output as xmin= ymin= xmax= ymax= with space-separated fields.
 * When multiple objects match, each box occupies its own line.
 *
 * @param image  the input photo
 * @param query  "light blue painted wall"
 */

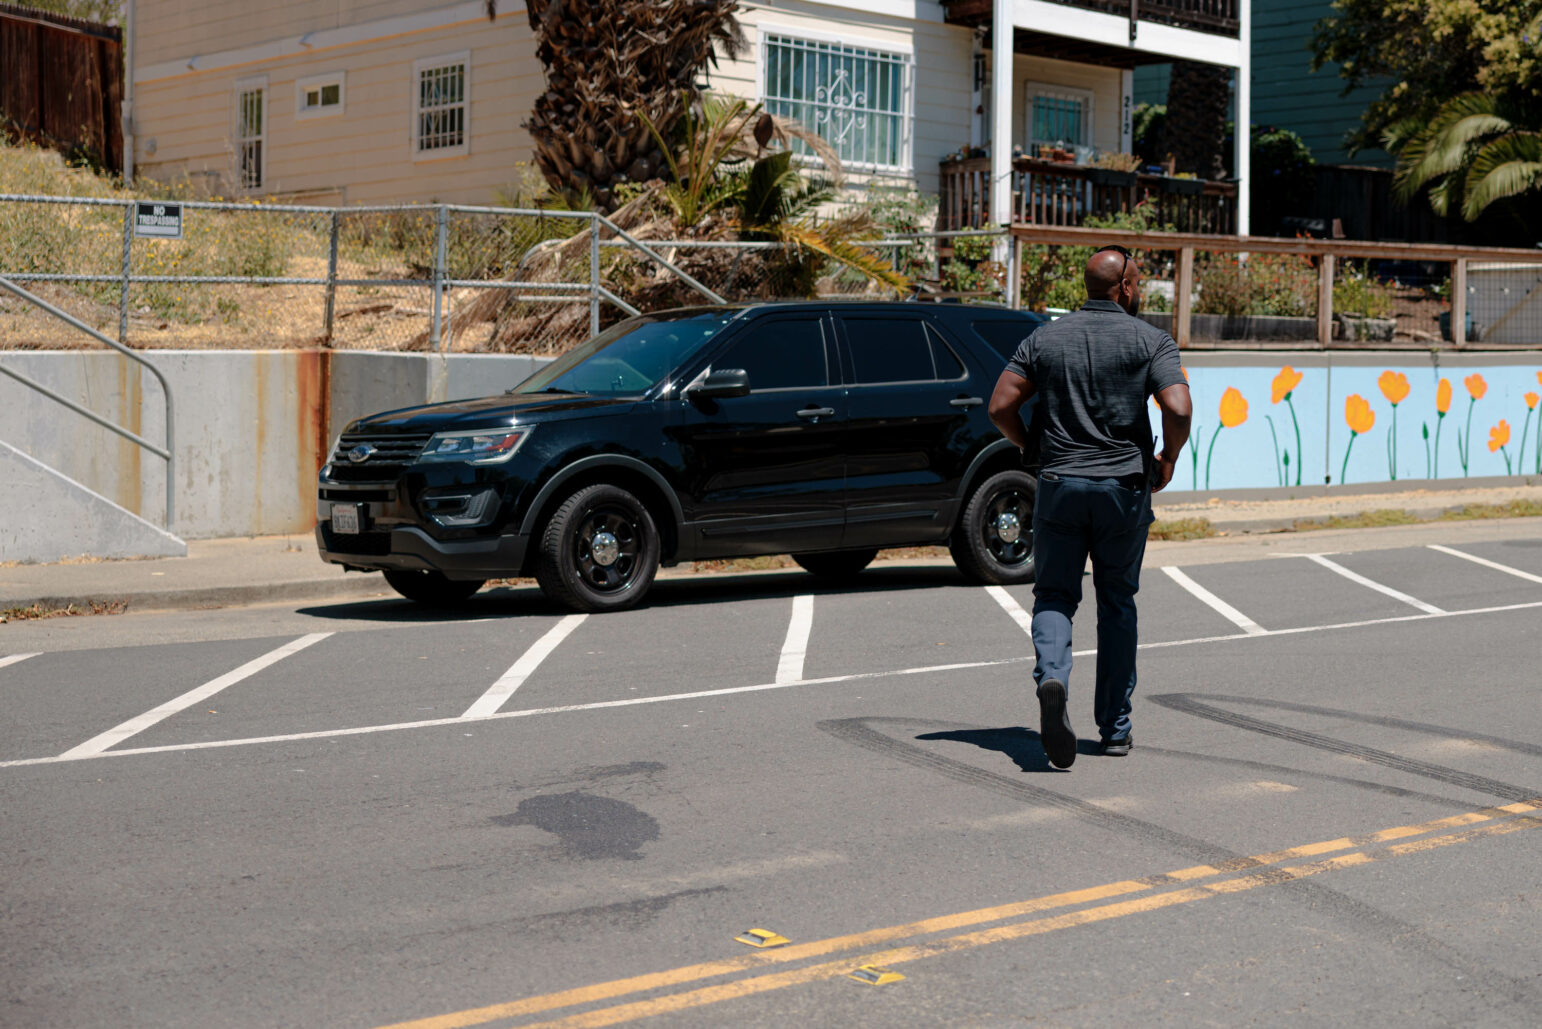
xmin=1153 ymin=355 xmax=1542 ymax=492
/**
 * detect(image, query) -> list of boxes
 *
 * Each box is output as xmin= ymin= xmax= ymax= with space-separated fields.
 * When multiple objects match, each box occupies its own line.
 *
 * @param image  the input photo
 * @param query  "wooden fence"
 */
xmin=0 ymin=3 xmax=122 ymax=173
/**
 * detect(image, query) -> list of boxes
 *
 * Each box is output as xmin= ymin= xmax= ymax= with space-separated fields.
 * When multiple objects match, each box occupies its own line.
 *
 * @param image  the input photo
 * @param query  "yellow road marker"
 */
xmin=379 ymin=798 xmax=1541 ymax=1029
xmin=847 ymin=965 xmax=905 ymax=986
xmin=735 ymin=929 xmax=790 ymax=949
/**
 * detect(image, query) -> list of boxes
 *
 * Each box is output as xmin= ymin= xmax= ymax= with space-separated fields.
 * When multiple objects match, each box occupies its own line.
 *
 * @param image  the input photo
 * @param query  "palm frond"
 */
xmin=777 ymin=223 xmax=909 ymax=294
xmin=1462 ymin=132 xmax=1542 ymax=219
xmin=1391 ymin=93 xmax=1513 ymax=203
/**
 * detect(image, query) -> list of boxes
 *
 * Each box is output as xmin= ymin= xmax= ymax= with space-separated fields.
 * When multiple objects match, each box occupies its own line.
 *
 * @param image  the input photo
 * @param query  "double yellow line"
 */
xmin=382 ymin=799 xmax=1542 ymax=1029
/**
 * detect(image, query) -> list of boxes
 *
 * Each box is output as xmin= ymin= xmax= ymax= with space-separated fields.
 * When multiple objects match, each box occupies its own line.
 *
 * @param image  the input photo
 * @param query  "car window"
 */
xmin=926 ymin=324 xmax=967 ymax=379
xmin=515 ymin=310 xmax=735 ymax=396
xmin=711 ymin=318 xmax=829 ymax=390
xmin=971 ymin=319 xmax=1039 ymax=364
xmin=843 ymin=317 xmax=937 ymax=383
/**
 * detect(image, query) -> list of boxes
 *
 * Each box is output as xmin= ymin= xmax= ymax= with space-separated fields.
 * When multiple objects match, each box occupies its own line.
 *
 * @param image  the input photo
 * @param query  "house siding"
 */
xmin=134 ymin=14 xmax=543 ymax=204
xmin=136 ymin=1 xmax=440 ymax=68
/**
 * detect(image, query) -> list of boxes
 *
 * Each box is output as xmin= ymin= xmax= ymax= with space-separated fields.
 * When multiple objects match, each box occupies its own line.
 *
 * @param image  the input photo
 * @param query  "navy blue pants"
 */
xmin=1030 ymin=471 xmax=1154 ymax=743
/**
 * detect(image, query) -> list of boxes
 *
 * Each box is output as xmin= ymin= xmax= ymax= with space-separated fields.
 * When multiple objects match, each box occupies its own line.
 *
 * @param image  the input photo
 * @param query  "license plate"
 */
xmin=331 ymin=503 xmax=361 ymax=534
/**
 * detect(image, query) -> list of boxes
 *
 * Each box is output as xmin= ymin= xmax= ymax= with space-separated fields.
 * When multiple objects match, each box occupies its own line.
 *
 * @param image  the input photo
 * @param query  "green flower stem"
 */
xmin=1389 ymin=403 xmax=1399 ymax=479
xmin=1501 ymin=446 xmax=1512 ymax=475
xmin=1422 ymin=423 xmax=1431 ymax=479
xmin=1536 ymin=406 xmax=1541 ymax=474
xmin=1266 ymin=415 xmax=1283 ymax=487
xmin=1191 ymin=427 xmax=1204 ymax=489
xmin=1434 ymin=412 xmax=1445 ymax=478
xmin=1461 ymin=397 xmax=1476 ymax=475
xmin=1205 ymin=425 xmax=1225 ymax=491
xmin=1286 ymin=394 xmax=1302 ymax=486
xmin=1341 ymin=431 xmax=1358 ymax=485
xmin=1519 ymin=408 xmax=1533 ymax=475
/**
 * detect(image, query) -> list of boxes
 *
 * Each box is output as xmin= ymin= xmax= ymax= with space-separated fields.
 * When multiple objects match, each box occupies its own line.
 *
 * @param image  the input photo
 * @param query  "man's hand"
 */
xmin=1151 ymin=453 xmax=1177 ymax=492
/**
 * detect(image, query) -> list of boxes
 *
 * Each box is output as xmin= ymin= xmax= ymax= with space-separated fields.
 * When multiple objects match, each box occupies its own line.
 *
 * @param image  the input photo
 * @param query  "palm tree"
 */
xmin=1163 ymin=60 xmax=1231 ymax=180
xmin=1386 ymin=92 xmax=1542 ymax=223
xmin=494 ymin=0 xmax=747 ymax=211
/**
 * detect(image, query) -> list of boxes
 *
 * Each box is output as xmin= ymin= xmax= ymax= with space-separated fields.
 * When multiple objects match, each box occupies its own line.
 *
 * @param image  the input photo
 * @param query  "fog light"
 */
xmin=424 ymin=487 xmax=499 ymax=528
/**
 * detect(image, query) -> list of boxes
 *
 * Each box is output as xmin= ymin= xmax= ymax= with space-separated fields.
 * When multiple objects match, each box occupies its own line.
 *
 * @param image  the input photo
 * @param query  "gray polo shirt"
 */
xmin=1006 ymin=299 xmax=1185 ymax=478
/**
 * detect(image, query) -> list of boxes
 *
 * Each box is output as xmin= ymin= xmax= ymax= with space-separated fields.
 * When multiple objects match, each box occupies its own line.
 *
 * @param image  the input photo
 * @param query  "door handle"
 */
xmin=796 ymin=406 xmax=836 ymax=421
xmin=950 ymin=396 xmax=984 ymax=408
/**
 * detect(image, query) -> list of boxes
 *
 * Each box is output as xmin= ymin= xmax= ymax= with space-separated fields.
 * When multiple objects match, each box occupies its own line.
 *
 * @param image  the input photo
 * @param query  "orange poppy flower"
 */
xmin=1271 ymin=366 xmax=1302 ymax=404
xmin=1345 ymin=394 xmax=1375 ymax=435
xmin=1526 ymin=392 xmax=1540 ymax=411
xmin=1489 ymin=421 xmax=1510 ymax=452
xmin=1218 ymin=386 xmax=1249 ymax=428
xmin=1377 ymin=370 xmax=1410 ymax=405
xmin=1465 ymin=373 xmax=1487 ymax=400
xmin=1436 ymin=378 xmax=1452 ymax=414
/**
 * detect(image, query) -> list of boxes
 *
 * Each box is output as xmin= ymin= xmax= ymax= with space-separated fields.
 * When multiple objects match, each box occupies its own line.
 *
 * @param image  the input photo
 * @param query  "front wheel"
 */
xmin=382 ymin=569 xmax=485 ymax=606
xmin=792 ymin=548 xmax=879 ymax=579
xmin=950 ymin=470 xmax=1036 ymax=584
xmin=535 ymin=483 xmax=661 ymax=612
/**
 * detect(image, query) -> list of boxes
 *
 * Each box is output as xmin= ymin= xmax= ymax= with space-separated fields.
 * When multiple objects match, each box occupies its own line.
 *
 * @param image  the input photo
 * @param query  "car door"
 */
xmin=833 ymin=312 xmax=982 ymax=549
xmin=667 ymin=313 xmax=846 ymax=557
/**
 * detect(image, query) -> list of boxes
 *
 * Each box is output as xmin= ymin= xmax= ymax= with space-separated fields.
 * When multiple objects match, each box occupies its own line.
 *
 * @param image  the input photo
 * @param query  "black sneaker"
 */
xmin=1099 ymin=736 xmax=1132 ymax=757
xmin=1037 ymin=679 xmax=1076 ymax=769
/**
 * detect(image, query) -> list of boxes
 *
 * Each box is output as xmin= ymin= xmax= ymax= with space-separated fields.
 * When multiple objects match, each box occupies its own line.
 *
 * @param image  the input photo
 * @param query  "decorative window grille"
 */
xmin=235 ymin=82 xmax=265 ymax=190
xmin=762 ymin=34 xmax=911 ymax=172
xmin=1028 ymin=86 xmax=1092 ymax=149
xmin=414 ymin=53 xmax=469 ymax=156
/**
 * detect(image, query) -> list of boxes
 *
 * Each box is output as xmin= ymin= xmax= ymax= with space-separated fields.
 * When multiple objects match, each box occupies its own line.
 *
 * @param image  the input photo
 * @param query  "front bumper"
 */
xmin=316 ymin=522 xmax=527 ymax=579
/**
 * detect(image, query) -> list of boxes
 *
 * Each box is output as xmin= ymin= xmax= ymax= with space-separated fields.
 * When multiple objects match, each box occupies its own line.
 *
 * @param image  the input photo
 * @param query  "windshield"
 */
xmin=513 ymin=310 xmax=738 ymax=397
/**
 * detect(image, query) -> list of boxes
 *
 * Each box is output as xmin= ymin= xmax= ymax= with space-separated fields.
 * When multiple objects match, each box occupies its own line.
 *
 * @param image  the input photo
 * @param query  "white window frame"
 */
xmin=1024 ymin=81 xmax=1095 ymax=153
xmin=233 ymin=75 xmax=267 ymax=192
xmin=296 ymin=71 xmax=346 ymax=120
xmin=757 ymin=26 xmax=914 ymax=175
xmin=411 ymin=51 xmax=470 ymax=161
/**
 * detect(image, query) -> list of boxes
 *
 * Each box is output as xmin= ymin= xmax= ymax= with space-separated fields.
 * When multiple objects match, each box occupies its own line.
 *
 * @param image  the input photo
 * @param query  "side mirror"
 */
xmin=689 ymin=368 xmax=751 ymax=399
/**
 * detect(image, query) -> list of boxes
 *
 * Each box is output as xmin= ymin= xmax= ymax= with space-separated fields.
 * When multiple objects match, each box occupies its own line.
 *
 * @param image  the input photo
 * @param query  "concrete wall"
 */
xmin=0 ymin=350 xmax=548 ymax=540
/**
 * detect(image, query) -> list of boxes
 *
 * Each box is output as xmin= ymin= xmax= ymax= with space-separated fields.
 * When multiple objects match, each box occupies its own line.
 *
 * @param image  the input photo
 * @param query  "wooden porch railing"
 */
xmin=941 ymin=0 xmax=1238 ymax=37
xmin=937 ymin=157 xmax=1238 ymax=235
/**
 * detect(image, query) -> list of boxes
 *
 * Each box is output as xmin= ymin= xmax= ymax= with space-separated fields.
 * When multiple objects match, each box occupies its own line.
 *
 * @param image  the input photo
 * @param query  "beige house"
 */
xmin=129 ymin=0 xmax=1248 ymax=228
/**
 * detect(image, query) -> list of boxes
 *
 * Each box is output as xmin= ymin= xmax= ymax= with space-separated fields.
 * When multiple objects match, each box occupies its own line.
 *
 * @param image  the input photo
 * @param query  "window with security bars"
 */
xmin=762 ymin=35 xmax=910 ymax=172
xmin=235 ymin=84 xmax=264 ymax=190
xmin=1029 ymin=89 xmax=1090 ymax=149
xmin=415 ymin=55 xmax=468 ymax=156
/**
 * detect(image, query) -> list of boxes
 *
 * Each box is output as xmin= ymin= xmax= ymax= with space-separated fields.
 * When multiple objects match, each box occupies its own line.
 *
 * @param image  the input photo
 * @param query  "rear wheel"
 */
xmin=950 ymin=470 xmax=1036 ymax=584
xmin=792 ymin=548 xmax=879 ymax=579
xmin=535 ymin=483 xmax=660 ymax=612
xmin=382 ymin=569 xmax=485 ymax=606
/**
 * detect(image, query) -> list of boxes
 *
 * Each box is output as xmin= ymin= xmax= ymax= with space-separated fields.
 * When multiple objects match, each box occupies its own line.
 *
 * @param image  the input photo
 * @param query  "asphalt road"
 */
xmin=3 ymin=520 xmax=1541 ymax=1028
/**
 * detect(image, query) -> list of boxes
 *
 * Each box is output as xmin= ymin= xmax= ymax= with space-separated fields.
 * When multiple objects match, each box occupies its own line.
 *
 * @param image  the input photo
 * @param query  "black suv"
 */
xmin=317 ymin=301 xmax=1046 ymax=611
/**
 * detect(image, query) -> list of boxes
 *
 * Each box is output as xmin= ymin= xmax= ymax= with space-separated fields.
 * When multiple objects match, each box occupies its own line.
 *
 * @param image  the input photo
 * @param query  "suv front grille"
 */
xmin=320 ymin=526 xmax=393 ymax=555
xmin=327 ymin=432 xmax=431 ymax=482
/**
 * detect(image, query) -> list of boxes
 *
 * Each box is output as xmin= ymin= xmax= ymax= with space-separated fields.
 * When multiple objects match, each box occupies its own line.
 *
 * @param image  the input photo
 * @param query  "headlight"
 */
xmin=418 ymin=427 xmax=531 ymax=464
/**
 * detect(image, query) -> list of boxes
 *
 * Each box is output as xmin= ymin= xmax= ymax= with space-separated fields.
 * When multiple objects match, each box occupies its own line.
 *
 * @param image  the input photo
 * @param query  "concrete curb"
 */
xmin=0 ymin=574 xmax=390 ymax=617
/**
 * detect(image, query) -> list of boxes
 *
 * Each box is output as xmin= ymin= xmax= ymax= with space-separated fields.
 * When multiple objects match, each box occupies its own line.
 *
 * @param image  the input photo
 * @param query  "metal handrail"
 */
xmin=0 ymin=275 xmax=175 ymax=527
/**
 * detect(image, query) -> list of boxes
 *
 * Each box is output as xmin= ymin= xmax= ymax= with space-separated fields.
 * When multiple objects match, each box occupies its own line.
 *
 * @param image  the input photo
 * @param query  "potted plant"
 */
xmin=1088 ymin=151 xmax=1139 ymax=187
xmin=1161 ymin=171 xmax=1205 ymax=195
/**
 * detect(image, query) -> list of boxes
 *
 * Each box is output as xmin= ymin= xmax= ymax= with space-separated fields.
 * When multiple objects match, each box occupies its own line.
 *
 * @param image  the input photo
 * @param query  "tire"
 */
xmin=382 ymin=569 xmax=485 ymax=606
xmin=950 ymin=470 xmax=1036 ymax=584
xmin=792 ymin=548 xmax=879 ymax=579
xmin=534 ymin=483 xmax=661 ymax=612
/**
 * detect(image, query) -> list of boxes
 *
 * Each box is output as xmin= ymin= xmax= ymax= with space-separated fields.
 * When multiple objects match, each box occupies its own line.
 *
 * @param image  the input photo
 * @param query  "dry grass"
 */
xmin=1290 ymin=508 xmax=1425 ymax=532
xmin=1440 ymin=499 xmax=1542 ymax=520
xmin=1149 ymin=517 xmax=1220 ymax=541
xmin=0 ymin=599 xmax=127 ymax=622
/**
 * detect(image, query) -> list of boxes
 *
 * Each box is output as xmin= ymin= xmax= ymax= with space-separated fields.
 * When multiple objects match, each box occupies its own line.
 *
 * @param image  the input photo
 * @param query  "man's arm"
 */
xmin=1151 ymin=382 xmax=1192 ymax=492
xmin=988 ymin=369 xmax=1037 ymax=452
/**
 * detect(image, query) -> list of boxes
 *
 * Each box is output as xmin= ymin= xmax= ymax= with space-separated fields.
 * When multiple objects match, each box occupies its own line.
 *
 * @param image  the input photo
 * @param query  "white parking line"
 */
xmin=985 ymin=586 xmax=1035 ymax=637
xmin=1302 ymin=553 xmax=1445 ymax=615
xmin=1427 ymin=544 xmax=1542 ymax=585
xmin=0 ymin=653 xmax=41 ymax=670
xmin=1162 ymin=566 xmax=1268 ymax=635
xmin=776 ymin=595 xmax=815 ymax=684
xmin=461 ymin=614 xmax=588 ymax=718
xmin=58 ymin=633 xmax=333 ymax=759
xmin=8 ymin=596 xmax=1542 ymax=770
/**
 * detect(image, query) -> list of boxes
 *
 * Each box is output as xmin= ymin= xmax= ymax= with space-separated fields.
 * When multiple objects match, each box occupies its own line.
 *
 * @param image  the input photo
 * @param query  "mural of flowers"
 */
xmin=1206 ymin=387 xmax=1248 ymax=490
xmin=1341 ymin=393 xmax=1375 ymax=484
xmin=1456 ymin=373 xmax=1487 ymax=477
xmin=1520 ymin=390 xmax=1539 ymax=476
xmin=1535 ymin=371 xmax=1542 ymax=474
xmin=1431 ymin=377 xmax=1452 ymax=478
xmin=1377 ymin=370 xmax=1409 ymax=480
xmin=1489 ymin=420 xmax=1512 ymax=474
xmin=1270 ymin=366 xmax=1303 ymax=486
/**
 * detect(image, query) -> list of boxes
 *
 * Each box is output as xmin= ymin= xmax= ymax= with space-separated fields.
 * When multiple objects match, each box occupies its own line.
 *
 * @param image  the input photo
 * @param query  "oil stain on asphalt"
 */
xmin=494 ymin=792 xmax=660 ymax=860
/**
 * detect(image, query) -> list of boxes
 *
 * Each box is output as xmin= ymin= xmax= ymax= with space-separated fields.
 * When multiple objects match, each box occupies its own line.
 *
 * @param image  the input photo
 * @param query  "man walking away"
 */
xmin=988 ymin=245 xmax=1192 ymax=769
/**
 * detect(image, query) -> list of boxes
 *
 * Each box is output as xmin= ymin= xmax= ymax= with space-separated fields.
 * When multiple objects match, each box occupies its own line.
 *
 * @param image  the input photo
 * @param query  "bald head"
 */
xmin=1085 ymin=246 xmax=1141 ymax=315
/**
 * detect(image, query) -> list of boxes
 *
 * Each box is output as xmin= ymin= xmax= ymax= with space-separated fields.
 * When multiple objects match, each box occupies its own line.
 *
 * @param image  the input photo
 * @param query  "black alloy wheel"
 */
xmin=535 ymin=483 xmax=661 ymax=612
xmin=950 ymin=469 xmax=1036 ymax=584
xmin=792 ymin=548 xmax=879 ymax=579
xmin=382 ymin=569 xmax=485 ymax=605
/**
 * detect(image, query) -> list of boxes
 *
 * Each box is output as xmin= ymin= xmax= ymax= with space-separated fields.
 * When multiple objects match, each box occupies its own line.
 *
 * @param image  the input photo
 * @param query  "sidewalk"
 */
xmin=2 ymin=484 xmax=1539 ymax=617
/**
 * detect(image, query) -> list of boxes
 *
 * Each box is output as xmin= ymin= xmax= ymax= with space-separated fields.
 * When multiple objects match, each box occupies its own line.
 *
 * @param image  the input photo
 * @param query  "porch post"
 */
xmin=989 ymin=0 xmax=1014 ymax=227
xmin=1233 ymin=0 xmax=1252 ymax=236
xmin=1120 ymin=69 xmax=1134 ymax=155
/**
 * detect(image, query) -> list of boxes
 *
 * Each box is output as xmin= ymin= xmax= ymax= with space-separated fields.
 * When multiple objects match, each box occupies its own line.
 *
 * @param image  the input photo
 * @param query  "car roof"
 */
xmin=655 ymin=300 xmax=1044 ymax=320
